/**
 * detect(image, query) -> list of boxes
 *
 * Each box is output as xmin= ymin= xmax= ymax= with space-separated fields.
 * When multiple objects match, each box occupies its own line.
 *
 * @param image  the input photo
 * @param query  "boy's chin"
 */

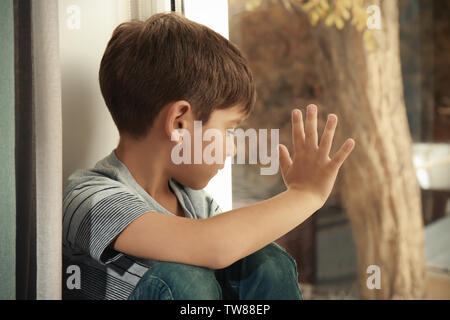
xmin=175 ymin=170 xmax=219 ymax=190
xmin=187 ymin=182 xmax=209 ymax=190
xmin=184 ymin=176 xmax=215 ymax=190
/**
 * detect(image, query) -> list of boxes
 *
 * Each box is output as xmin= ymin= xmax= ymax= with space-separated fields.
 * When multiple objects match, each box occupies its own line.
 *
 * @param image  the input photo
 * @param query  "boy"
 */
xmin=62 ymin=12 xmax=355 ymax=300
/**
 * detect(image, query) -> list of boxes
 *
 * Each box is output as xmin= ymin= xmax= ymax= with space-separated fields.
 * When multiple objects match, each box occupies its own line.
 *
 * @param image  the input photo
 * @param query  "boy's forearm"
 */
xmin=200 ymin=189 xmax=323 ymax=269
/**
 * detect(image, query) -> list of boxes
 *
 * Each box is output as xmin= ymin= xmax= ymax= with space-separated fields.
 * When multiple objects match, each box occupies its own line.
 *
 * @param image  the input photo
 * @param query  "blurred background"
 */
xmin=0 ymin=0 xmax=448 ymax=299
xmin=229 ymin=0 xmax=450 ymax=299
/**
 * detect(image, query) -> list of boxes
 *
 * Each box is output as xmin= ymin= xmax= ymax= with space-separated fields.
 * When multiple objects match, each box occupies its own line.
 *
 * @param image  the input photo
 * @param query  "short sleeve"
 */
xmin=63 ymin=177 xmax=153 ymax=265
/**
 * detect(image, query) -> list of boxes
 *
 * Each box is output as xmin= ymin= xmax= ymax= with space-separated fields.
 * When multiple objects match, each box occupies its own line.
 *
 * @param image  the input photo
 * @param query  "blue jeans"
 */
xmin=127 ymin=242 xmax=303 ymax=300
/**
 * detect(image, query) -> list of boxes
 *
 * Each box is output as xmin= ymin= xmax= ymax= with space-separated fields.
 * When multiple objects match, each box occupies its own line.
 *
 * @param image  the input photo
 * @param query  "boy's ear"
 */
xmin=164 ymin=100 xmax=191 ymax=140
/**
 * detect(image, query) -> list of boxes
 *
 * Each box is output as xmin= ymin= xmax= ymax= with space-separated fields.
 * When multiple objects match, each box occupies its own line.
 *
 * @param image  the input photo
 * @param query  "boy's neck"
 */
xmin=115 ymin=135 xmax=175 ymax=206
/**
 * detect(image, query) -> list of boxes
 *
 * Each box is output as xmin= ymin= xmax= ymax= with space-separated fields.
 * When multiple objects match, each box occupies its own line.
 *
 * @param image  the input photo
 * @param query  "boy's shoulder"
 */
xmin=63 ymin=151 xmax=125 ymax=199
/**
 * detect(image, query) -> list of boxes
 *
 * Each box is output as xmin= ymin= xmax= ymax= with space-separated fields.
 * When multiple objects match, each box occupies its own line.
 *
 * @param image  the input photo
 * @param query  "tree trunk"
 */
xmin=309 ymin=0 xmax=426 ymax=299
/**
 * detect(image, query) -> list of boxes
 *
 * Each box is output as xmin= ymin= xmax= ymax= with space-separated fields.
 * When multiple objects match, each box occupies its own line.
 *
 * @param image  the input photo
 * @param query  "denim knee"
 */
xmin=255 ymin=243 xmax=299 ymax=284
xmin=240 ymin=242 xmax=302 ymax=300
xmin=128 ymin=262 xmax=222 ymax=300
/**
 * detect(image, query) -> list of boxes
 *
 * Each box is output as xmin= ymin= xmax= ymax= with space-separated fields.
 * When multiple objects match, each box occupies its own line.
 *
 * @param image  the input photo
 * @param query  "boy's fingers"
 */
xmin=305 ymin=104 xmax=318 ymax=148
xmin=292 ymin=109 xmax=305 ymax=152
xmin=278 ymin=144 xmax=292 ymax=178
xmin=319 ymin=114 xmax=338 ymax=159
xmin=330 ymin=138 xmax=355 ymax=170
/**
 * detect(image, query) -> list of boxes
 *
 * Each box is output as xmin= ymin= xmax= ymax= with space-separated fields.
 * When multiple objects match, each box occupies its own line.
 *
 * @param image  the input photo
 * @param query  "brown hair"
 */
xmin=99 ymin=12 xmax=256 ymax=138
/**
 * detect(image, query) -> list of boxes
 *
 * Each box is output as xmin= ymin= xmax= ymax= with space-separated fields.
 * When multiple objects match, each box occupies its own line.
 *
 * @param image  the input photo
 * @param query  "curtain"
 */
xmin=14 ymin=0 xmax=62 ymax=300
xmin=14 ymin=0 xmax=35 ymax=300
xmin=0 ymin=0 xmax=16 ymax=301
xmin=32 ymin=0 xmax=62 ymax=300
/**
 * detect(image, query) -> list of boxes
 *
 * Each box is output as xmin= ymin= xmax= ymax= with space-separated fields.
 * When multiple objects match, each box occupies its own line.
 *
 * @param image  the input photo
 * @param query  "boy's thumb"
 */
xmin=278 ymin=144 xmax=292 ymax=178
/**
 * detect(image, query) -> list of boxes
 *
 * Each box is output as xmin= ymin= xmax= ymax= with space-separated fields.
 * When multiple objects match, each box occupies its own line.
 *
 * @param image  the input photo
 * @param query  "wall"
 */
xmin=59 ymin=0 xmax=130 ymax=183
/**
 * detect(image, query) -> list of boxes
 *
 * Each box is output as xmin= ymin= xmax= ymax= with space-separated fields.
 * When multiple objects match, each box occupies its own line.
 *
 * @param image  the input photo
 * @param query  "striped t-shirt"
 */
xmin=62 ymin=150 xmax=222 ymax=300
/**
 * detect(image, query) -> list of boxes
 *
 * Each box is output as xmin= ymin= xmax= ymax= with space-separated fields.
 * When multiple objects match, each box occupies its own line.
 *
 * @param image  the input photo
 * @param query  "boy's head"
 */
xmin=99 ymin=12 xmax=256 ymax=189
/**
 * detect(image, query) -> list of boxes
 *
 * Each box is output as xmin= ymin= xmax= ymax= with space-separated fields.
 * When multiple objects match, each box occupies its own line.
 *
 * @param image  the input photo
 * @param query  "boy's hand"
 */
xmin=279 ymin=104 xmax=355 ymax=206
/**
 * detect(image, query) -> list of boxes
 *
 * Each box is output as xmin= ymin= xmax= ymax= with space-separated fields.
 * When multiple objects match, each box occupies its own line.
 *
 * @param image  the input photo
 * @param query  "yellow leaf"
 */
xmin=319 ymin=0 xmax=330 ymax=10
xmin=325 ymin=14 xmax=334 ymax=26
xmin=302 ymin=1 xmax=316 ymax=11
xmin=342 ymin=0 xmax=352 ymax=8
xmin=341 ymin=8 xmax=350 ymax=20
xmin=245 ymin=0 xmax=262 ymax=12
xmin=311 ymin=12 xmax=320 ymax=25
xmin=336 ymin=17 xmax=345 ymax=29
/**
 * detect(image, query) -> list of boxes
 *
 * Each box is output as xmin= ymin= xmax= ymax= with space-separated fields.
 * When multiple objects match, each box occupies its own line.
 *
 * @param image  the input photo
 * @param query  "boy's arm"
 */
xmin=111 ymin=189 xmax=319 ymax=270
xmin=112 ymin=105 xmax=355 ymax=269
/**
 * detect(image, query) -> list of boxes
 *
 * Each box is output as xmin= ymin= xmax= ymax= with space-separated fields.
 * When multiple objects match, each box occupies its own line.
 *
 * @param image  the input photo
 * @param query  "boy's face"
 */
xmin=171 ymin=104 xmax=246 ymax=190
